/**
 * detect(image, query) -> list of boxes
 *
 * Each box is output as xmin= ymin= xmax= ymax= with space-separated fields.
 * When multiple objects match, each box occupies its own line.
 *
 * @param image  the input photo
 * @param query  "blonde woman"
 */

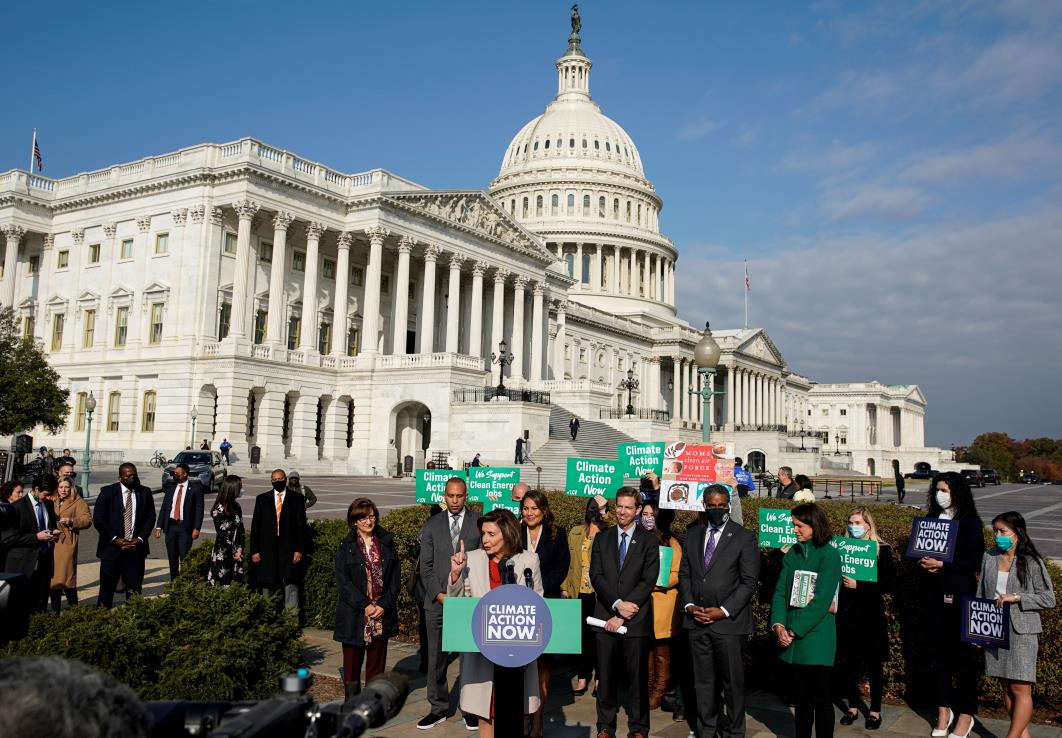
xmin=50 ymin=476 xmax=92 ymax=610
xmin=834 ymin=506 xmax=894 ymax=730
xmin=562 ymin=495 xmax=610 ymax=696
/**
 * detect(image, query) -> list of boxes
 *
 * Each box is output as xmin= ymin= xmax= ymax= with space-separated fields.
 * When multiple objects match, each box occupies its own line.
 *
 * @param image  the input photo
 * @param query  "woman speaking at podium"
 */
xmin=448 ymin=508 xmax=544 ymax=737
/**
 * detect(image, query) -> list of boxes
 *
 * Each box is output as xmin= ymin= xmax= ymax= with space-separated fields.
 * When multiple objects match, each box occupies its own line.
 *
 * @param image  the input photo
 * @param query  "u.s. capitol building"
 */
xmin=0 ymin=21 xmax=956 ymax=479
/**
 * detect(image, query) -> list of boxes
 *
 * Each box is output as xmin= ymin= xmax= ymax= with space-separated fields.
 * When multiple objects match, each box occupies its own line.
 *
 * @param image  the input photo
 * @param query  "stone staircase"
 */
xmin=524 ymin=405 xmax=637 ymax=490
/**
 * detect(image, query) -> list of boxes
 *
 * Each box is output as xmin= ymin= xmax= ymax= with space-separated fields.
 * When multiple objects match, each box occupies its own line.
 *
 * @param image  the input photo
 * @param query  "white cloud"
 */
xmin=821 ymin=184 xmax=929 ymax=221
xmin=676 ymin=117 xmax=724 ymax=141
xmin=902 ymin=133 xmax=1062 ymax=184
xmin=781 ymin=141 xmax=879 ymax=175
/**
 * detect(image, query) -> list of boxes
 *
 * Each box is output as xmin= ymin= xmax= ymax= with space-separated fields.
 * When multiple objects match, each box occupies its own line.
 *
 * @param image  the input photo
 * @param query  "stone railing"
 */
xmin=251 ymin=344 xmax=273 ymax=360
xmin=376 ymin=352 xmax=486 ymax=372
xmin=599 ymin=407 xmax=671 ymax=422
xmin=203 ymin=342 xmax=220 ymax=356
xmin=452 ymin=387 xmax=551 ymax=405
xmin=526 ymin=378 xmax=613 ymax=393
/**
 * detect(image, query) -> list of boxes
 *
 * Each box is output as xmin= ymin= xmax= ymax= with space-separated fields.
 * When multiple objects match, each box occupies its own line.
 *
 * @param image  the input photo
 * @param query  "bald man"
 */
xmin=511 ymin=482 xmax=530 ymax=504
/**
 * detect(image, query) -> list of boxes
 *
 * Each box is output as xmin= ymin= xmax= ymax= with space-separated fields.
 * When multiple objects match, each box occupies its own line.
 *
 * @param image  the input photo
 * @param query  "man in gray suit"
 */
xmin=416 ymin=477 xmax=481 ymax=730
xmin=679 ymin=484 xmax=760 ymax=738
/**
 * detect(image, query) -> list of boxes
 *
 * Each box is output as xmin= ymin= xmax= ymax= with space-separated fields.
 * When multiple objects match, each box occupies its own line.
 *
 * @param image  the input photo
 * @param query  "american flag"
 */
xmin=744 ymin=260 xmax=751 ymax=291
xmin=33 ymin=137 xmax=43 ymax=172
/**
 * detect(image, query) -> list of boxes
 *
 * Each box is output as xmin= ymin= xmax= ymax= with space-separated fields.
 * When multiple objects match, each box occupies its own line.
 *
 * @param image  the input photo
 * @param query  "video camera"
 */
xmin=147 ymin=669 xmax=409 ymax=738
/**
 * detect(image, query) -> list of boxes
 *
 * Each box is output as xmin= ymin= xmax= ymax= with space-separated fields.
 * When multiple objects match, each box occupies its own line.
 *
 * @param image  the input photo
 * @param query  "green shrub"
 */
xmin=6 ymin=578 xmax=301 ymax=701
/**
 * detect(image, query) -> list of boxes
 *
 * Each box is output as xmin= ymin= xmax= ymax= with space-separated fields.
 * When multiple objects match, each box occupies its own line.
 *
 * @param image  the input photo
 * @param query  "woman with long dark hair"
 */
xmin=977 ymin=511 xmax=1055 ymax=738
xmin=771 ymin=503 xmax=842 ymax=738
xmin=921 ymin=471 xmax=985 ymax=738
xmin=207 ymin=475 xmax=245 ymax=586
xmin=563 ymin=495 xmax=611 ymax=696
xmin=640 ymin=500 xmax=682 ymax=710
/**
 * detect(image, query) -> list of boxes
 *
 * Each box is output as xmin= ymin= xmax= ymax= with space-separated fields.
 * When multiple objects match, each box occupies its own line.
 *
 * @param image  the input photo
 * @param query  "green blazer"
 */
xmin=770 ymin=540 xmax=842 ymax=666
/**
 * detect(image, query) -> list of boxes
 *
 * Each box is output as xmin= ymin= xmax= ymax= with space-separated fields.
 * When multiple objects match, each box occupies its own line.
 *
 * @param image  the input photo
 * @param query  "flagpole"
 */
xmin=744 ymin=259 xmax=749 ymax=329
xmin=30 ymin=129 xmax=36 ymax=173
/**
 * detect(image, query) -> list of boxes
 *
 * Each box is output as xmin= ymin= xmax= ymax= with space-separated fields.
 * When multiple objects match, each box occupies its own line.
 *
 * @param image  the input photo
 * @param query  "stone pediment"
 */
xmin=384 ymin=191 xmax=554 ymax=263
xmin=736 ymin=329 xmax=786 ymax=368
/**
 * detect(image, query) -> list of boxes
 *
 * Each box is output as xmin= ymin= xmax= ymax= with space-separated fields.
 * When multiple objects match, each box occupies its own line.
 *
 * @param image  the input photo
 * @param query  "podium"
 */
xmin=443 ymin=585 xmax=582 ymax=734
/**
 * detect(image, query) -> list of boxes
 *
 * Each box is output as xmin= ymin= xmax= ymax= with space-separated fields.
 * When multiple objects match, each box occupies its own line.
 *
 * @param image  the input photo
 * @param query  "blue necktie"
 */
xmin=36 ymin=502 xmax=47 ymax=550
xmin=619 ymin=531 xmax=628 ymax=568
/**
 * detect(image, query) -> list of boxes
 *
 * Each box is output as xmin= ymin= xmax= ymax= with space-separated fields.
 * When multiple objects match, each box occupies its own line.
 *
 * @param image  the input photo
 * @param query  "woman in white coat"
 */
xmin=448 ymin=508 xmax=544 ymax=737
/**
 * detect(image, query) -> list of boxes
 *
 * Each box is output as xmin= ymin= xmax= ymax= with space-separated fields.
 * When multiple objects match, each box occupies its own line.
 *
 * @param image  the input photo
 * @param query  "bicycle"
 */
xmin=149 ymin=450 xmax=168 ymax=468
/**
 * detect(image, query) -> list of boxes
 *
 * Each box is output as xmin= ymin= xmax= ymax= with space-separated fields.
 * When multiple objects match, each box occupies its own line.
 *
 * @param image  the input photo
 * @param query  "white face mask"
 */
xmin=935 ymin=491 xmax=952 ymax=509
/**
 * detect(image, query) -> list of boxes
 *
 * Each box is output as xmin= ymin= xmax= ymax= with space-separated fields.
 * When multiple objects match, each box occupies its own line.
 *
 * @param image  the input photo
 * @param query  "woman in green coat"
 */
xmin=771 ymin=503 xmax=843 ymax=738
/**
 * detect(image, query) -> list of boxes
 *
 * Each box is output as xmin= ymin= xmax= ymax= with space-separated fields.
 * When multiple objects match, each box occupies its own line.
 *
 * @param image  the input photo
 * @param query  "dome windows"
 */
xmin=556 ymin=137 xmax=562 ymax=149
xmin=613 ymin=198 xmax=619 ymax=218
xmin=567 ymin=193 xmax=575 ymax=216
xmin=551 ymin=194 xmax=559 ymax=216
xmin=544 ymin=139 xmax=550 ymax=149
xmin=536 ymin=196 xmax=543 ymax=217
xmin=583 ymin=194 xmax=591 ymax=214
xmin=522 ymin=197 xmax=529 ymax=218
xmin=594 ymin=139 xmax=600 ymax=150
xmin=569 ymin=138 xmax=575 ymax=148
xmin=582 ymin=138 xmax=587 ymax=149
xmin=598 ymin=196 xmax=606 ymax=217
xmin=534 ymin=140 xmax=540 ymax=151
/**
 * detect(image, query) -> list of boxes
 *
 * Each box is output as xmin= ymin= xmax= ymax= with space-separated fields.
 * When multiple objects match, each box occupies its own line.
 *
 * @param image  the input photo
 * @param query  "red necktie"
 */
xmin=173 ymin=483 xmax=184 ymax=523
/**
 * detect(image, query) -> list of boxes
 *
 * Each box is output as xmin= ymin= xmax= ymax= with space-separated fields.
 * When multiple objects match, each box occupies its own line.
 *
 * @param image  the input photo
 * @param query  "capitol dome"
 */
xmin=489 ymin=22 xmax=678 ymax=320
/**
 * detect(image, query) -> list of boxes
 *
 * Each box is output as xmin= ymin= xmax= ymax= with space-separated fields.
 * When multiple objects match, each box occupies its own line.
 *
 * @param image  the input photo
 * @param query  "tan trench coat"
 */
xmin=51 ymin=494 xmax=91 ymax=589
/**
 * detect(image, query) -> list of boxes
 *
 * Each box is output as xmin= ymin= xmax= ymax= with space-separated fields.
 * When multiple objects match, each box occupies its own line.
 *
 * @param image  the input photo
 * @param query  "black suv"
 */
xmin=162 ymin=451 xmax=226 ymax=493
xmin=1021 ymin=472 xmax=1041 ymax=484
xmin=980 ymin=469 xmax=1001 ymax=485
xmin=960 ymin=469 xmax=985 ymax=488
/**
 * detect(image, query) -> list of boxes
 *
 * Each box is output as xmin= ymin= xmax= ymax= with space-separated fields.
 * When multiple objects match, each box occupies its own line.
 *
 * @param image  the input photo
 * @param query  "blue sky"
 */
xmin=4 ymin=1 xmax=1061 ymax=446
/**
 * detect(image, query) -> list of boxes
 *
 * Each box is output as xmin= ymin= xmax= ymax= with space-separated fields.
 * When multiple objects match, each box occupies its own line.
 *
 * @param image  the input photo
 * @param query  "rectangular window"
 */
xmin=149 ymin=302 xmax=164 ymax=345
xmin=57 ymin=250 xmax=70 ymax=269
xmin=119 ymin=239 xmax=133 ymax=259
xmin=292 ymin=250 xmax=306 ymax=272
xmin=287 ymin=316 xmax=301 ymax=350
xmin=381 ymin=274 xmax=390 ymax=293
xmin=347 ymin=327 xmax=360 ymax=356
xmin=253 ymin=309 xmax=267 ymax=345
xmin=318 ymin=322 xmax=332 ymax=354
xmin=323 ymin=258 xmax=336 ymax=279
xmin=259 ymin=242 xmax=273 ymax=263
xmin=217 ymin=302 xmax=231 ymax=341
xmin=28 ymin=255 xmax=40 ymax=274
xmin=154 ymin=232 xmax=169 ymax=255
xmin=223 ymin=232 xmax=237 ymax=255
xmin=141 ymin=391 xmax=157 ymax=432
xmin=74 ymin=392 xmax=87 ymax=432
xmin=114 ymin=306 xmax=129 ymax=347
xmin=840 ymin=408 xmax=847 ymax=416
xmin=107 ymin=392 xmax=121 ymax=432
xmin=88 ymin=243 xmax=101 ymax=264
xmin=82 ymin=309 xmax=96 ymax=348
xmin=351 ymin=266 xmax=364 ymax=286
xmin=51 ymin=313 xmax=65 ymax=351
xmin=22 ymin=316 xmax=35 ymax=339
xmin=839 ymin=432 xmax=848 ymax=445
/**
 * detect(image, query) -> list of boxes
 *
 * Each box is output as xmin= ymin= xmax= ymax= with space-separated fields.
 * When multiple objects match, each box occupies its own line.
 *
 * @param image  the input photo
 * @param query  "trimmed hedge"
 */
xmin=5 ymin=578 xmax=301 ymax=701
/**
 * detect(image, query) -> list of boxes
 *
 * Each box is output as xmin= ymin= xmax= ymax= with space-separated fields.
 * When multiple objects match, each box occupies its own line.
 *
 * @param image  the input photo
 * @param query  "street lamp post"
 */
xmin=619 ymin=368 xmax=640 ymax=417
xmin=799 ymin=420 xmax=806 ymax=450
xmin=82 ymin=392 xmax=97 ymax=500
xmin=490 ymin=340 xmax=515 ymax=397
xmin=190 ymin=405 xmax=198 ymax=450
xmin=689 ymin=322 xmax=724 ymax=443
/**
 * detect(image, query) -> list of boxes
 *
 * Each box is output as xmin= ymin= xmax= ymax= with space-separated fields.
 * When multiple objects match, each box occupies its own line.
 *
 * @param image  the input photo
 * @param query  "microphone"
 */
xmin=337 ymin=671 xmax=410 ymax=736
xmin=505 ymin=560 xmax=516 ymax=586
xmin=523 ymin=567 xmax=534 ymax=589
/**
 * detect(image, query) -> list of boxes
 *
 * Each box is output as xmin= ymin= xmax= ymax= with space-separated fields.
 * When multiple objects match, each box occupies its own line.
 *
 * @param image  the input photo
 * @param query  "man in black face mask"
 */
xmin=677 ymin=485 xmax=759 ymax=738
xmin=93 ymin=463 xmax=156 ymax=608
xmin=249 ymin=469 xmax=307 ymax=614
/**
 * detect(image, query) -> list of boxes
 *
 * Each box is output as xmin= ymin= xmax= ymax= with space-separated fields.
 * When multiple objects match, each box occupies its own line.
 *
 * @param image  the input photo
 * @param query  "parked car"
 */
xmin=904 ymin=468 xmax=939 ymax=480
xmin=1020 ymin=472 xmax=1041 ymax=485
xmin=161 ymin=450 xmax=226 ymax=493
xmin=961 ymin=469 xmax=985 ymax=488
xmin=980 ymin=468 xmax=1002 ymax=485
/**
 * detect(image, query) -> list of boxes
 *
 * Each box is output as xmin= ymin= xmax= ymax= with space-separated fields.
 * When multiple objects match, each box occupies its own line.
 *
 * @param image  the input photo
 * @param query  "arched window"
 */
xmin=637 ymin=203 xmax=642 ymax=224
xmin=594 ymin=139 xmax=600 ymax=150
xmin=536 ymin=195 xmax=543 ymax=217
xmin=551 ymin=194 xmax=559 ymax=216
xmin=510 ymin=198 xmax=515 ymax=214
xmin=556 ymin=138 xmax=562 ymax=148
xmin=598 ymin=196 xmax=606 ymax=217
xmin=569 ymin=138 xmax=575 ymax=148
xmin=626 ymin=201 xmax=632 ymax=223
xmin=613 ymin=198 xmax=620 ymax=218
xmin=141 ymin=390 xmax=157 ymax=432
xmin=522 ymin=197 xmax=529 ymax=218
xmin=533 ymin=140 xmax=539 ymax=151
xmin=107 ymin=391 xmax=121 ymax=432
xmin=522 ymin=144 xmax=527 ymax=153
xmin=606 ymin=141 xmax=611 ymax=152
xmin=583 ymin=194 xmax=591 ymax=213
xmin=567 ymin=193 xmax=575 ymax=215
xmin=544 ymin=139 xmax=550 ymax=149
xmin=582 ymin=138 xmax=587 ymax=149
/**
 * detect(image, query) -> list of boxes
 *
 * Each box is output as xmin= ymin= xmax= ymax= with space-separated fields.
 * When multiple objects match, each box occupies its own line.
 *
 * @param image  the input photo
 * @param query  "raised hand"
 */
xmin=450 ymin=540 xmax=467 ymax=578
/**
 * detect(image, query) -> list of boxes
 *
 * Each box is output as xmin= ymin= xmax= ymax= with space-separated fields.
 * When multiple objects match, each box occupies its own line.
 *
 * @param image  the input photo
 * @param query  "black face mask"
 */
xmin=705 ymin=507 xmax=730 ymax=527
xmin=272 ymin=481 xmax=286 ymax=493
xmin=124 ymin=475 xmax=140 ymax=488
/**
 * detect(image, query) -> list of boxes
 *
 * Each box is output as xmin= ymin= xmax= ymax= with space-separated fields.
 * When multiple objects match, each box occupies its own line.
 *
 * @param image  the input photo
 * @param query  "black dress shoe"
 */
xmin=865 ymin=715 xmax=882 ymax=730
xmin=840 ymin=711 xmax=859 ymax=726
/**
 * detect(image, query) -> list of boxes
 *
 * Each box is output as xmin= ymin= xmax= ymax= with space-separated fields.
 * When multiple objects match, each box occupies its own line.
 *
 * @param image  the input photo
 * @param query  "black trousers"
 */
xmin=164 ymin=524 xmax=193 ymax=580
xmin=595 ymin=630 xmax=650 ymax=736
xmin=689 ymin=628 xmax=747 ymax=738
xmin=97 ymin=550 xmax=147 ymax=609
xmin=837 ymin=650 xmax=884 ymax=713
xmin=577 ymin=593 xmax=598 ymax=681
xmin=792 ymin=664 xmax=833 ymax=738
xmin=930 ymin=598 xmax=979 ymax=716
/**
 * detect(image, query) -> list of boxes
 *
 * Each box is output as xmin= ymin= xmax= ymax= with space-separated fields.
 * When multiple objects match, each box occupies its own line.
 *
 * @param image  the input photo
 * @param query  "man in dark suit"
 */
xmin=1 ymin=474 xmax=59 ymax=611
xmin=590 ymin=486 xmax=660 ymax=738
xmin=678 ymin=484 xmax=760 ymax=738
xmin=250 ymin=468 xmax=307 ymax=613
xmin=416 ymin=476 xmax=482 ymax=730
xmin=153 ymin=463 xmax=204 ymax=580
xmin=776 ymin=466 xmax=797 ymax=499
xmin=570 ymin=416 xmax=580 ymax=440
xmin=93 ymin=463 xmax=156 ymax=609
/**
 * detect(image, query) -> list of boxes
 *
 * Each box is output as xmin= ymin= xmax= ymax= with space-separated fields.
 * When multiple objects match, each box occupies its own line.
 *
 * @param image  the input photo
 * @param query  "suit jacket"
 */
xmin=977 ymin=550 xmax=1056 ymax=634
xmin=923 ymin=512 xmax=985 ymax=600
xmin=93 ymin=482 xmax=155 ymax=560
xmin=249 ymin=487 xmax=308 ymax=586
xmin=1 ymin=495 xmax=56 ymax=576
xmin=522 ymin=523 xmax=570 ymax=598
xmin=589 ymin=523 xmax=660 ymax=637
xmin=419 ymin=507 xmax=481 ymax=609
xmin=155 ymin=479 xmax=205 ymax=534
xmin=678 ymin=520 xmax=760 ymax=634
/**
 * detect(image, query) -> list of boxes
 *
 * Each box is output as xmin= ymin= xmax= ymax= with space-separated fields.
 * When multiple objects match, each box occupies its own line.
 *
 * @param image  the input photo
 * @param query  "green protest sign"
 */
xmin=565 ymin=457 xmax=624 ymax=498
xmin=830 ymin=536 xmax=879 ymax=582
xmin=415 ymin=469 xmax=459 ymax=505
xmin=488 ymin=499 xmax=522 ymax=516
xmin=468 ymin=467 xmax=521 ymax=504
xmin=618 ymin=442 xmax=664 ymax=479
xmin=656 ymin=546 xmax=674 ymax=587
xmin=442 ymin=597 xmax=583 ymax=654
xmin=758 ymin=508 xmax=798 ymax=549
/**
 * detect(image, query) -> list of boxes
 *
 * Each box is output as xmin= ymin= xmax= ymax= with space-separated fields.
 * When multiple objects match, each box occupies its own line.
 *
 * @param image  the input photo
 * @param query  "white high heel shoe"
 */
xmin=949 ymin=716 xmax=975 ymax=738
xmin=930 ymin=708 xmax=954 ymax=737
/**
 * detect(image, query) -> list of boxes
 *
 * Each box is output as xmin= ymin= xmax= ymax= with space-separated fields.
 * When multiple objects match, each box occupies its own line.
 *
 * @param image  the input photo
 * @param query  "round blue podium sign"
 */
xmin=471 ymin=584 xmax=553 ymax=667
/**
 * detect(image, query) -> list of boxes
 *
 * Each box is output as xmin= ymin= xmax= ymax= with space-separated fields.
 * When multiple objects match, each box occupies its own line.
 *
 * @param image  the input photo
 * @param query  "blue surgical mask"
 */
xmin=848 ymin=524 xmax=867 ymax=539
xmin=995 ymin=534 xmax=1014 ymax=551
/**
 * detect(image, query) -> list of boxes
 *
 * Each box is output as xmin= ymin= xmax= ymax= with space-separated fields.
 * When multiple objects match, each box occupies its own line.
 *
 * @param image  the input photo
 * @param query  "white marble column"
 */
xmin=266 ymin=212 xmax=293 ymax=346
xmin=468 ymin=261 xmax=486 ymax=358
xmin=654 ymin=255 xmax=662 ymax=300
xmin=742 ymin=369 xmax=751 ymax=426
xmin=592 ymin=246 xmax=602 ymax=291
xmin=419 ymin=245 xmax=440 ymax=353
xmin=672 ymin=357 xmax=682 ymax=421
xmin=574 ymin=244 xmax=584 ymax=286
xmin=228 ymin=200 xmax=259 ymax=340
xmin=331 ymin=232 xmax=351 ymax=355
xmin=726 ymin=367 xmax=736 ymax=430
xmin=361 ymin=226 xmax=388 ymax=356
xmin=530 ymin=283 xmax=544 ymax=380
xmin=299 ymin=221 xmax=325 ymax=352
xmin=610 ymin=246 xmax=620 ymax=294
xmin=641 ymin=251 xmax=650 ymax=297
xmin=392 ymin=236 xmax=415 ymax=354
xmin=511 ymin=276 xmax=527 ymax=380
xmin=687 ymin=360 xmax=696 ymax=422
xmin=489 ymin=268 xmax=508 ymax=363
xmin=553 ymin=299 xmax=566 ymax=379
xmin=445 ymin=253 xmax=464 ymax=353
xmin=652 ymin=359 xmax=662 ymax=411
xmin=1 ymin=225 xmax=25 ymax=307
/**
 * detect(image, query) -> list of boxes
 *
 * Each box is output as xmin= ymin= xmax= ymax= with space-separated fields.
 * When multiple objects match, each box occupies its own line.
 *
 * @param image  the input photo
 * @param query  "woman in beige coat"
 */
xmin=50 ymin=476 xmax=91 ymax=610
xmin=448 ymin=508 xmax=544 ymax=737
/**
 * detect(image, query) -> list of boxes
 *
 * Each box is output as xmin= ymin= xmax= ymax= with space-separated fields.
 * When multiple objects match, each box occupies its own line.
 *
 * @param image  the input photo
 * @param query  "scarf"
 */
xmin=362 ymin=535 xmax=385 ymax=643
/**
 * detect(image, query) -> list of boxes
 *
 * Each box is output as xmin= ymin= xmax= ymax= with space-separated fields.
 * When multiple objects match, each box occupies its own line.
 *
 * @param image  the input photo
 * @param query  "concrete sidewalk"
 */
xmin=300 ymin=629 xmax=1061 ymax=738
